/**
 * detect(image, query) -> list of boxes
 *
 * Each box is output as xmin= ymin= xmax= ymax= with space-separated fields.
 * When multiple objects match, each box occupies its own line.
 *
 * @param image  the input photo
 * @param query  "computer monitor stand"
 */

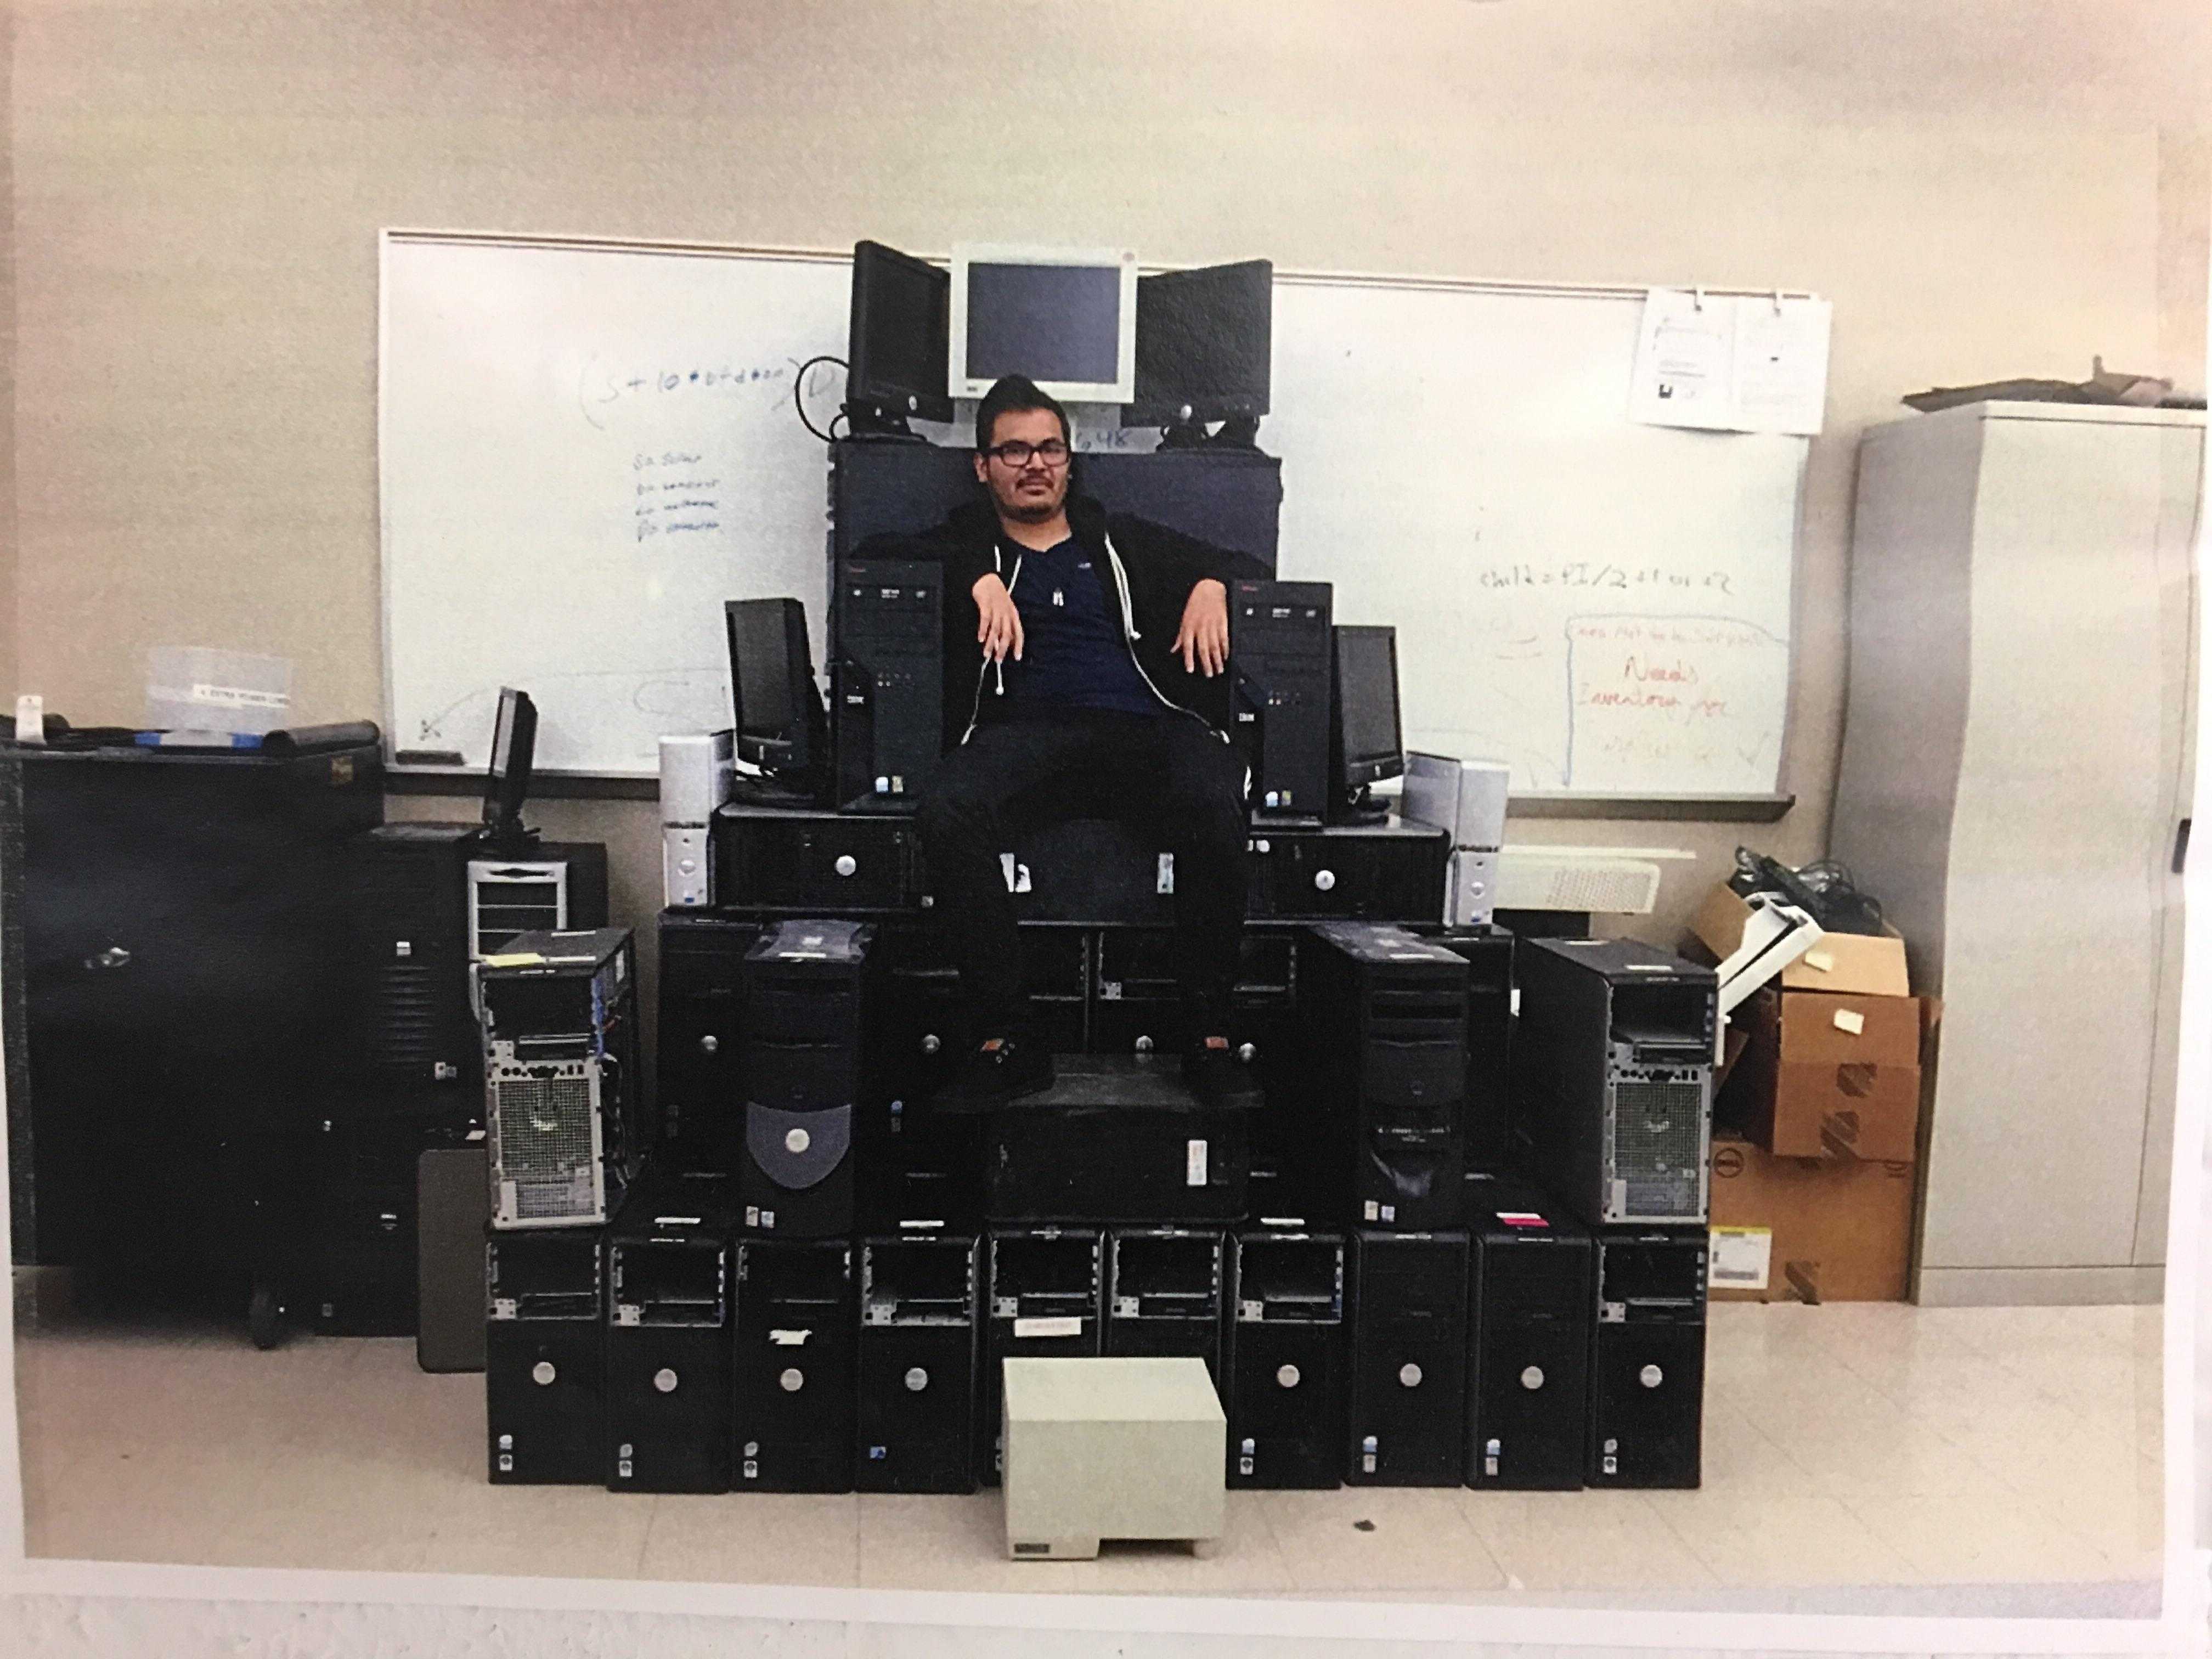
xmin=842 ymin=402 xmax=927 ymax=443
xmin=1332 ymin=783 xmax=1391 ymax=827
xmin=729 ymin=770 xmax=822 ymax=809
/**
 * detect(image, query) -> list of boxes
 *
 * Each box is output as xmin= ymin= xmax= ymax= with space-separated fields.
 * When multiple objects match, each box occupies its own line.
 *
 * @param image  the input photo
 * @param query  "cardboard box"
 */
xmin=1708 ymin=1137 xmax=1915 ymax=1302
xmin=1689 ymin=883 xmax=1911 ymax=998
xmin=1733 ymin=986 xmax=1926 ymax=1163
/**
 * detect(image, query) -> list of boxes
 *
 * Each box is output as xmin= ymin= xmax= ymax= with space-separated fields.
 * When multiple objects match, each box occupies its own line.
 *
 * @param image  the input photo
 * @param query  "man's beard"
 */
xmin=996 ymin=482 xmax=1064 ymax=523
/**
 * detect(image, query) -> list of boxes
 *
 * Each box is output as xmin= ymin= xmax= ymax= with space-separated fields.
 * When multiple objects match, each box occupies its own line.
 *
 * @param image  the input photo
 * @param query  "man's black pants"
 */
xmin=916 ymin=710 xmax=1249 ymax=1040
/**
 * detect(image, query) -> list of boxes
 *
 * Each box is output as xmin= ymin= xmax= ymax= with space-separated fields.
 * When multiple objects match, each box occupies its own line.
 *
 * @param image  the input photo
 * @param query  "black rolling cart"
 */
xmin=0 ymin=725 xmax=385 ymax=1346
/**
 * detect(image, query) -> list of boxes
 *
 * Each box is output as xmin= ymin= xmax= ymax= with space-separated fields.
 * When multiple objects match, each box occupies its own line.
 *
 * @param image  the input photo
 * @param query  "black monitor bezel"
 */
xmin=847 ymin=240 xmax=954 ymax=426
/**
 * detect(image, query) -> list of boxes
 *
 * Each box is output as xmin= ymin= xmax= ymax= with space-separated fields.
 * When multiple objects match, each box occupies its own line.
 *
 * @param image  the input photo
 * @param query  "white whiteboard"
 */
xmin=380 ymin=235 xmax=1809 ymax=790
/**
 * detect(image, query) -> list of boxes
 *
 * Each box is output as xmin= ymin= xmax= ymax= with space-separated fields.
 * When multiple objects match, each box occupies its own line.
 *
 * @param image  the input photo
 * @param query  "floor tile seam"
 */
xmin=1832 ymin=1487 xmax=2117 ymax=1579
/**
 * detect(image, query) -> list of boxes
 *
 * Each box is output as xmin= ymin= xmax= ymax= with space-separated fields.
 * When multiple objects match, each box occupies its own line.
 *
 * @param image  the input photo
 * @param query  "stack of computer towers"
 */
xmin=733 ymin=1235 xmax=857 ymax=1489
xmin=605 ymin=1170 xmax=736 ymax=1493
xmin=856 ymin=1230 xmax=981 ymax=1492
xmin=1464 ymin=1172 xmax=1593 ymax=1489
xmin=978 ymin=1226 xmax=1104 ymax=1487
xmin=737 ymin=921 xmax=872 ymax=1235
xmin=1511 ymin=936 xmax=1717 ymax=1488
xmin=1224 ymin=1220 xmax=1346 ymax=1488
xmin=484 ymin=1229 xmax=606 ymax=1483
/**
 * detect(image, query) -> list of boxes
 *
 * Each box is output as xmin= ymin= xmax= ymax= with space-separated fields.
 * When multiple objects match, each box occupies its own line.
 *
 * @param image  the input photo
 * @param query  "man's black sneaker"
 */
xmin=1183 ymin=1037 xmax=1263 ymax=1110
xmin=936 ymin=1036 xmax=1055 ymax=1112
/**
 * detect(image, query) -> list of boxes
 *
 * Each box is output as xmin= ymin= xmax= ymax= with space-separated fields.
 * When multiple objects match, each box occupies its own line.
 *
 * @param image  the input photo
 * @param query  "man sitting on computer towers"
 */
xmin=914 ymin=374 xmax=1263 ymax=1110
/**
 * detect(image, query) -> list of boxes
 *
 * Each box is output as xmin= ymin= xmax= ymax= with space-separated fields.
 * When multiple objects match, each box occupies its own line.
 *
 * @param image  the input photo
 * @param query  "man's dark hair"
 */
xmin=975 ymin=375 xmax=1070 ymax=453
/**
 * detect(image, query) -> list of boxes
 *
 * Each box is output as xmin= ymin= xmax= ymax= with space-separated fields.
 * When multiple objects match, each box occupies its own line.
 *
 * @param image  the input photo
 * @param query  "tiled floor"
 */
xmin=9 ymin=1284 xmax=2164 ymax=1607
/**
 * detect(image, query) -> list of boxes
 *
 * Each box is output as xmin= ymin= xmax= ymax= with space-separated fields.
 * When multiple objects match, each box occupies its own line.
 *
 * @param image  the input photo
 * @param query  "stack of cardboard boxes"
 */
xmin=1690 ymin=887 xmax=1936 ymax=1304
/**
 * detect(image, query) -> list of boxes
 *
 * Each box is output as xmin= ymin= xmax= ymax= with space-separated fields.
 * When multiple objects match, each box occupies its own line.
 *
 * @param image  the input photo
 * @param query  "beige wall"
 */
xmin=12 ymin=0 xmax=2210 ymax=968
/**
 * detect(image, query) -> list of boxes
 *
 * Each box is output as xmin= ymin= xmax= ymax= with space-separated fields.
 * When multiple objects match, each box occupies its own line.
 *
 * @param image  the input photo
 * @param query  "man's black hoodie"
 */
xmin=861 ymin=492 xmax=1268 ymax=747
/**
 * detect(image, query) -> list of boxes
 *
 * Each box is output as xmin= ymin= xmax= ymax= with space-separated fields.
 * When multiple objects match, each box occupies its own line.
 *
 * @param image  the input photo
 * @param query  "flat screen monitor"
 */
xmin=725 ymin=597 xmax=821 ymax=781
xmin=1333 ymin=625 xmax=1404 ymax=792
xmin=1123 ymin=259 xmax=1273 ymax=428
xmin=950 ymin=243 xmax=1138 ymax=404
xmin=483 ymin=686 xmax=538 ymax=840
xmin=847 ymin=240 xmax=952 ymax=426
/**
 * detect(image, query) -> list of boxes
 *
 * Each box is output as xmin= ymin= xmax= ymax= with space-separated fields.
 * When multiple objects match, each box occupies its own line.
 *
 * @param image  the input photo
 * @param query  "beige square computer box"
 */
xmin=1000 ymin=1356 xmax=1226 ymax=1560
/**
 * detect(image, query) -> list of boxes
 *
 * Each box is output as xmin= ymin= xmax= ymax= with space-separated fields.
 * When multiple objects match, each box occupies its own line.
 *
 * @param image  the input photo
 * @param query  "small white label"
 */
xmin=1187 ymin=1139 xmax=1209 ymax=1187
xmin=769 ymin=1329 xmax=810 ymax=1346
xmin=1013 ymin=1315 xmax=1083 ymax=1339
xmin=1802 ymin=949 xmax=1835 ymax=973
xmin=1709 ymin=1226 xmax=1772 ymax=1289
xmin=1832 ymin=1007 xmax=1866 ymax=1036
xmin=1363 ymin=1200 xmax=1380 ymax=1221
xmin=13 ymin=695 xmax=43 ymax=743
xmin=1156 ymin=853 xmax=1176 ymax=895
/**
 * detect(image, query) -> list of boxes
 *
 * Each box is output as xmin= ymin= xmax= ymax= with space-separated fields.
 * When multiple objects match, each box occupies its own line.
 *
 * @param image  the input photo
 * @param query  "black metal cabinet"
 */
xmin=1 ymin=737 xmax=383 ymax=1334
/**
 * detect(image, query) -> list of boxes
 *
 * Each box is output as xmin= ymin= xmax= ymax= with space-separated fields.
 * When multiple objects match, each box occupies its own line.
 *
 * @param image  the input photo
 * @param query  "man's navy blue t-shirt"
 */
xmin=993 ymin=537 xmax=1164 ymax=719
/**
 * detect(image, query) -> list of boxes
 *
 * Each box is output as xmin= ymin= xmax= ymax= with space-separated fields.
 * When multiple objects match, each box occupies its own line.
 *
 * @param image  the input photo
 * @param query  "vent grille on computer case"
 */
xmin=1610 ymin=1077 xmax=1706 ymax=1220
xmin=491 ymin=1066 xmax=600 ymax=1221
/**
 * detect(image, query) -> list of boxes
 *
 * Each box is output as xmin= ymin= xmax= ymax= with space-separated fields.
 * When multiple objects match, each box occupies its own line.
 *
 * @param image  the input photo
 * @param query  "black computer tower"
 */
xmin=1104 ymin=1227 xmax=1226 ymax=1384
xmin=479 ymin=928 xmax=645 ymax=1230
xmin=733 ymin=1237 xmax=857 ymax=1491
xmin=1345 ymin=1229 xmax=1468 ymax=1487
xmin=857 ymin=1231 xmax=981 ymax=1493
xmin=485 ymin=1229 xmax=605 ymax=1483
xmin=979 ymin=1056 xmax=1250 ymax=1225
xmin=1226 ymin=1223 xmax=1346 ymax=1488
xmin=1300 ymin=923 xmax=1470 ymax=1230
xmin=1465 ymin=1173 xmax=1593 ymax=1490
xmin=348 ymin=822 xmax=482 ymax=1092
xmin=1228 ymin=579 xmax=1333 ymax=825
xmin=738 ymin=919 xmax=872 ymax=1237
xmin=861 ymin=924 xmax=978 ymax=1226
xmin=656 ymin=911 xmax=761 ymax=1167
xmin=1429 ymin=926 xmax=1515 ymax=1173
xmin=311 ymin=1101 xmax=478 ymax=1337
xmin=1588 ymin=1228 xmax=1707 ymax=1489
xmin=1512 ymin=938 xmax=1716 ymax=1228
xmin=832 ymin=557 xmax=944 ymax=813
xmin=604 ymin=1173 xmax=735 ymax=1493
xmin=979 ymin=1226 xmax=1104 ymax=1487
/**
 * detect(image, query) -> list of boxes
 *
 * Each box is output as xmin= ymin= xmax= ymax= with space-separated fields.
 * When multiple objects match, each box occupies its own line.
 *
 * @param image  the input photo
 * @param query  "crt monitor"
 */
xmin=483 ymin=687 xmax=539 ymax=842
xmin=950 ymin=244 xmax=1138 ymax=404
xmin=846 ymin=240 xmax=952 ymax=433
xmin=725 ymin=598 xmax=825 ymax=786
xmin=1123 ymin=259 xmax=1273 ymax=435
xmin=1331 ymin=625 xmax=1403 ymax=820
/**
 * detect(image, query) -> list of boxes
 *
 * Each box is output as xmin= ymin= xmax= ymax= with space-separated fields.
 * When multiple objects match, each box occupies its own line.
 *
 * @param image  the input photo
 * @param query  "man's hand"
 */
xmin=1173 ymin=578 xmax=1230 ymax=677
xmin=973 ymin=572 xmax=1024 ymax=663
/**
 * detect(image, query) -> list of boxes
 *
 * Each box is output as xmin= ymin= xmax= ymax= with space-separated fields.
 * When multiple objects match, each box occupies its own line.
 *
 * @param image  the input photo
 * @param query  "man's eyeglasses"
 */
xmin=984 ymin=439 xmax=1071 ymax=468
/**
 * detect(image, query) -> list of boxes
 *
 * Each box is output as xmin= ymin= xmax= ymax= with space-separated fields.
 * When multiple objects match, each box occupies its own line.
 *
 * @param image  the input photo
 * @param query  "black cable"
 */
xmin=792 ymin=354 xmax=848 ymax=444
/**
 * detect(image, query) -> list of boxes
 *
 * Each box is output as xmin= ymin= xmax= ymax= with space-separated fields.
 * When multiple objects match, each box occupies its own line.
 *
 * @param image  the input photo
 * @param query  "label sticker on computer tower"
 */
xmin=1013 ymin=1316 xmax=1082 ymax=1339
xmin=1497 ymin=1211 xmax=1549 ymax=1228
xmin=1187 ymin=1140 xmax=1209 ymax=1186
xmin=1708 ymin=1226 xmax=1771 ymax=1290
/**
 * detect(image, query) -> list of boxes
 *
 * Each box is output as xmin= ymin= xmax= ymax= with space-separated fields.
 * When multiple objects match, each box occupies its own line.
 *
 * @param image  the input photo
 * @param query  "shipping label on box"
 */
xmin=1709 ymin=1137 xmax=1914 ymax=1302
